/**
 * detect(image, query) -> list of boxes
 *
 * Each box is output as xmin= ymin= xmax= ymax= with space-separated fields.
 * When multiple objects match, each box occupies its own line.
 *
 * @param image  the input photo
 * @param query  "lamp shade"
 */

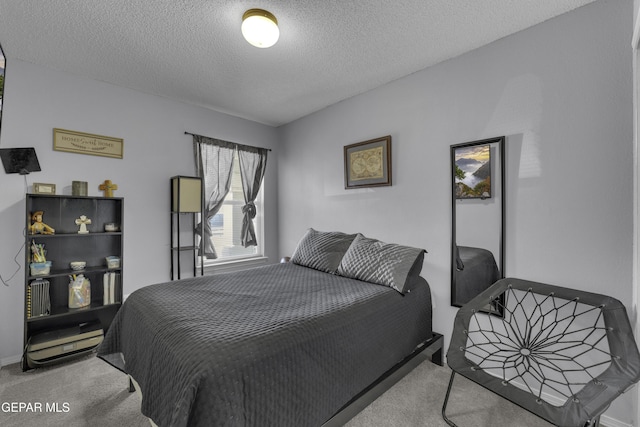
xmin=242 ymin=9 xmax=279 ymax=48
xmin=171 ymin=176 xmax=202 ymax=213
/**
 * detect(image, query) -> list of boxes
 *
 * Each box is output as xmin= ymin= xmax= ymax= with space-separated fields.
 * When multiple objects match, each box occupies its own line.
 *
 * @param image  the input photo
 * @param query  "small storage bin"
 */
xmin=30 ymin=261 xmax=51 ymax=276
xmin=105 ymin=256 xmax=120 ymax=269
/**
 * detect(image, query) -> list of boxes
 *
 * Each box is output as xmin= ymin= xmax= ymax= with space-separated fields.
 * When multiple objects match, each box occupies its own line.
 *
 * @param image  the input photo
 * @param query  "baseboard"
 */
xmin=1 ymin=354 xmax=22 ymax=368
xmin=600 ymin=414 xmax=633 ymax=427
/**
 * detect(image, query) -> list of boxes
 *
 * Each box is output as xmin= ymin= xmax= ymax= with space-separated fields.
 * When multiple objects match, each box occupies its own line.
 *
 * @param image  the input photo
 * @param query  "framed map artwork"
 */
xmin=344 ymin=135 xmax=391 ymax=189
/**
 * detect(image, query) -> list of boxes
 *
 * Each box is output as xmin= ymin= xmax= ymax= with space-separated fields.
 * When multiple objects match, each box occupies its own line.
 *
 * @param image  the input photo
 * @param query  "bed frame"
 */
xmin=323 ymin=332 xmax=443 ymax=426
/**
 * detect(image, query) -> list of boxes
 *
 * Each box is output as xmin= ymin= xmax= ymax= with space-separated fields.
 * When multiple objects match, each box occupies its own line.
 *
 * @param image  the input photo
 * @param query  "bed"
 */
xmin=97 ymin=229 xmax=442 ymax=427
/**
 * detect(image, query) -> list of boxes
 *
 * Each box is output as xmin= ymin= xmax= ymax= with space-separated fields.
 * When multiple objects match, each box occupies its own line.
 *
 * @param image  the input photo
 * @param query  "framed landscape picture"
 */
xmin=452 ymin=143 xmax=491 ymax=199
xmin=344 ymin=136 xmax=391 ymax=189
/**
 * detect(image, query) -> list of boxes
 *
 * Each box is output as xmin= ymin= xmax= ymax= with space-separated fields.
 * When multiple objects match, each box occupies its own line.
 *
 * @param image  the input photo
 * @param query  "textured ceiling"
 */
xmin=0 ymin=0 xmax=597 ymax=127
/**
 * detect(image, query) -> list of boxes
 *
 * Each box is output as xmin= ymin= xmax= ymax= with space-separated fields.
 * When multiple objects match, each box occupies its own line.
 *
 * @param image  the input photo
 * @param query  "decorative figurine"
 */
xmin=29 ymin=211 xmax=55 ymax=235
xmin=75 ymin=215 xmax=92 ymax=234
xmin=99 ymin=179 xmax=118 ymax=197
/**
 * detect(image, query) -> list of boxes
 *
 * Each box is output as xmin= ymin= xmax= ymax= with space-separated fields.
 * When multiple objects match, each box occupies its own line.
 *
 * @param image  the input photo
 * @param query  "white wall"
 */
xmin=278 ymin=0 xmax=636 ymax=424
xmin=0 ymin=59 xmax=280 ymax=365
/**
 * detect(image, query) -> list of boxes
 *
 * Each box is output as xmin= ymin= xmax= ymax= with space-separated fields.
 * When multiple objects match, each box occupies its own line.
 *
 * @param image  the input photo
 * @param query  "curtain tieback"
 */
xmin=242 ymin=202 xmax=256 ymax=219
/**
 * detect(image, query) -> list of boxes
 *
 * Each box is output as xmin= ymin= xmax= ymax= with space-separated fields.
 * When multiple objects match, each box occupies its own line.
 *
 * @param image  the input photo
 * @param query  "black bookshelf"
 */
xmin=23 ymin=194 xmax=123 ymax=370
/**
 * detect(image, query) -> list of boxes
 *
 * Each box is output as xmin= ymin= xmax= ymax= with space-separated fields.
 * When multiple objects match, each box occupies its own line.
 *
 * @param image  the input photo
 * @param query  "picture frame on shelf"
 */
xmin=344 ymin=135 xmax=392 ymax=189
xmin=33 ymin=183 xmax=56 ymax=195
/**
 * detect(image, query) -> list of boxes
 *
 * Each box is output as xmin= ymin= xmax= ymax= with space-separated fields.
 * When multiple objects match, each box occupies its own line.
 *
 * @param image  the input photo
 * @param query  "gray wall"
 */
xmin=0 ymin=0 xmax=636 ymax=424
xmin=0 ymin=59 xmax=280 ymax=365
xmin=278 ymin=0 xmax=635 ymax=424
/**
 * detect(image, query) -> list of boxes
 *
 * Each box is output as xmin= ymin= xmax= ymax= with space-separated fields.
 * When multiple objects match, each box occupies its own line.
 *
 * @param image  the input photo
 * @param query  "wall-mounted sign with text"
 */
xmin=53 ymin=128 xmax=123 ymax=159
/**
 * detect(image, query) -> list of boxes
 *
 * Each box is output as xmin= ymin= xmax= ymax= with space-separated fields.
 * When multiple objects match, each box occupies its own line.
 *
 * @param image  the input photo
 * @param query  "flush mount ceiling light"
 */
xmin=241 ymin=9 xmax=279 ymax=48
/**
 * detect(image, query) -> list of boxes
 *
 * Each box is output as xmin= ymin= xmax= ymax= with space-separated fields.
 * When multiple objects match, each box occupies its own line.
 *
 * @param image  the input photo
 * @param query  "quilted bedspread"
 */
xmin=97 ymin=262 xmax=432 ymax=427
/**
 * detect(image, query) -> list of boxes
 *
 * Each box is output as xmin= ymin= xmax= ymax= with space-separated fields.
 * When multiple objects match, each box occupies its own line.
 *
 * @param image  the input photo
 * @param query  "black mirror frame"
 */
xmin=0 ymin=42 xmax=5 ymax=142
xmin=450 ymin=136 xmax=505 ymax=308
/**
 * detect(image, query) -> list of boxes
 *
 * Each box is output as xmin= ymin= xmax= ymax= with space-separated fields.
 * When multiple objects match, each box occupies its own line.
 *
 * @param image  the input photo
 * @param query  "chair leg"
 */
xmin=442 ymin=371 xmax=459 ymax=427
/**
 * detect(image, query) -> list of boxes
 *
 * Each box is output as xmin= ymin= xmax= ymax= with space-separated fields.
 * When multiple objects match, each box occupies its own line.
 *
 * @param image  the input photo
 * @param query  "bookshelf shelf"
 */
xmin=27 ymin=302 xmax=119 ymax=322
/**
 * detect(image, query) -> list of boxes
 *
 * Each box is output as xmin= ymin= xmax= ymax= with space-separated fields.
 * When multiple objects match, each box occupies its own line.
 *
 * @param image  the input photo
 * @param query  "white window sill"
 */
xmin=202 ymin=256 xmax=269 ymax=275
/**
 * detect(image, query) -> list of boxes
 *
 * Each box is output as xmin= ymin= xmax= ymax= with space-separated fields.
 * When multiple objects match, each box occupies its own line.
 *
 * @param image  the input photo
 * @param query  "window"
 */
xmin=206 ymin=154 xmax=263 ymax=263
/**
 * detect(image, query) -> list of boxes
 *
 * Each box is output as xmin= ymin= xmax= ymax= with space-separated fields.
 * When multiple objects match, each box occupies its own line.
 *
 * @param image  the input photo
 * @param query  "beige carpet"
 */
xmin=0 ymin=354 xmax=552 ymax=427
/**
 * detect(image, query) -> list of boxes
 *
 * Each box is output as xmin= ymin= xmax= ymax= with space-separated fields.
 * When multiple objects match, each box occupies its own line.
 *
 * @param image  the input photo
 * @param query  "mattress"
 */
xmin=97 ymin=262 xmax=433 ymax=427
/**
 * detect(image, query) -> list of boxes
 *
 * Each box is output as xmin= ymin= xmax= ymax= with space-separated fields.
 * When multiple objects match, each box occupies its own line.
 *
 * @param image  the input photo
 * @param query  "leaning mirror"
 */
xmin=0 ymin=42 xmax=4 ymax=138
xmin=451 ymin=136 xmax=505 ymax=309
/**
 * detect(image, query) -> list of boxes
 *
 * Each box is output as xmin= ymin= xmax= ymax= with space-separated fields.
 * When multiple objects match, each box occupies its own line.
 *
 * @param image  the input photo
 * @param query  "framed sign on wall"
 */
xmin=53 ymin=128 xmax=123 ymax=159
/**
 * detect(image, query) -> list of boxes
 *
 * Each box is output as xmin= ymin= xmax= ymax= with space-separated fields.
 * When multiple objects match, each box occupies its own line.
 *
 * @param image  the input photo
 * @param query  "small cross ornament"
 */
xmin=99 ymin=179 xmax=118 ymax=197
xmin=75 ymin=215 xmax=92 ymax=234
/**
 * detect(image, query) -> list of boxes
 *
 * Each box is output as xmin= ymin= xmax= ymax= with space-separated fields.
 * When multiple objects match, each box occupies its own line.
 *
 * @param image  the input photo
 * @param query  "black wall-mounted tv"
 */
xmin=0 ymin=147 xmax=41 ymax=174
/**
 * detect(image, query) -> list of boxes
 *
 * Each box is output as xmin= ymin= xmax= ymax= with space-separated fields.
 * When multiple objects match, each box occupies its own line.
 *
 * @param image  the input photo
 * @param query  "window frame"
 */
xmin=199 ymin=160 xmax=266 ymax=269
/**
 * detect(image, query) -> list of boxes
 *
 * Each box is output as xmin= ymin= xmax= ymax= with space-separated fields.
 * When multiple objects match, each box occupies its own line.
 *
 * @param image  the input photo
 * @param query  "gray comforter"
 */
xmin=97 ymin=262 xmax=432 ymax=427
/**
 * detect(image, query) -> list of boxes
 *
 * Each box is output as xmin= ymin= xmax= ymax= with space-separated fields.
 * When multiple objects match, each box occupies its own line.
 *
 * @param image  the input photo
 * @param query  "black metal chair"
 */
xmin=443 ymin=278 xmax=640 ymax=427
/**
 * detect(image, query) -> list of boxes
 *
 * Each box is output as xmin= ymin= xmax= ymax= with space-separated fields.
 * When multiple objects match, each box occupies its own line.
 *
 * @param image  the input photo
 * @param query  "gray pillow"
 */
xmin=290 ymin=228 xmax=357 ymax=274
xmin=337 ymin=234 xmax=426 ymax=294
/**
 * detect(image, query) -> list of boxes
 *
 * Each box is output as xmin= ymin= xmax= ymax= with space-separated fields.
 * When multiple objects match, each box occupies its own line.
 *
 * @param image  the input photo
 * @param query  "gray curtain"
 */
xmin=237 ymin=146 xmax=268 ymax=247
xmin=193 ymin=135 xmax=235 ymax=259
